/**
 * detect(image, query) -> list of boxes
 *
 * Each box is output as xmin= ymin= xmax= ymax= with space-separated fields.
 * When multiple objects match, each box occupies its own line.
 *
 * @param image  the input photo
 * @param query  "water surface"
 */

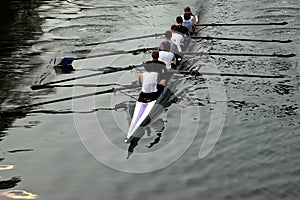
xmin=0 ymin=0 xmax=299 ymax=199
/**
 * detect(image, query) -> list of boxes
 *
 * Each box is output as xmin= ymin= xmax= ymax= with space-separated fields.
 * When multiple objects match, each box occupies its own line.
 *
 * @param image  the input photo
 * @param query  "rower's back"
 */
xmin=144 ymin=50 xmax=167 ymax=75
xmin=158 ymin=41 xmax=176 ymax=70
xmin=140 ymin=63 xmax=158 ymax=94
xmin=170 ymin=24 xmax=184 ymax=52
xmin=176 ymin=16 xmax=189 ymax=36
xmin=182 ymin=12 xmax=195 ymax=35
xmin=141 ymin=71 xmax=158 ymax=93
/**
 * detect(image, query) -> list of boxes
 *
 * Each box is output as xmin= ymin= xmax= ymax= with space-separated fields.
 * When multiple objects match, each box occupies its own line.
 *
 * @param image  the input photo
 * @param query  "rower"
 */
xmin=170 ymin=24 xmax=184 ymax=52
xmin=183 ymin=6 xmax=198 ymax=24
xmin=137 ymin=64 xmax=161 ymax=103
xmin=159 ymin=30 xmax=179 ymax=54
xmin=144 ymin=50 xmax=168 ymax=87
xmin=182 ymin=12 xmax=195 ymax=35
xmin=158 ymin=41 xmax=177 ymax=70
xmin=176 ymin=16 xmax=189 ymax=37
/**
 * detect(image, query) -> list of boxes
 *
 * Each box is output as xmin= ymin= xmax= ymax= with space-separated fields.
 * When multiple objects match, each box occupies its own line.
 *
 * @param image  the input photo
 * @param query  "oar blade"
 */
xmin=276 ymin=39 xmax=293 ymax=43
xmin=275 ymin=53 xmax=296 ymax=57
xmin=31 ymin=84 xmax=54 ymax=90
xmin=54 ymin=57 xmax=76 ymax=73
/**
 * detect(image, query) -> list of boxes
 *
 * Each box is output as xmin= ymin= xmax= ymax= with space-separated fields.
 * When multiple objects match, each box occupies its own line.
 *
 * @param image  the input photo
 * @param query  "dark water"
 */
xmin=0 ymin=0 xmax=299 ymax=199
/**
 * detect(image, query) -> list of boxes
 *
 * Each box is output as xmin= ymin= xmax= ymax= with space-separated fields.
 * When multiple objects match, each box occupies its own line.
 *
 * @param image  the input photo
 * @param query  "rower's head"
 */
xmin=152 ymin=50 xmax=159 ymax=60
xmin=176 ymin=16 xmax=183 ymax=24
xmin=164 ymin=30 xmax=172 ymax=40
xmin=171 ymin=24 xmax=178 ymax=32
xmin=161 ymin=41 xmax=171 ymax=52
xmin=184 ymin=6 xmax=191 ymax=13
xmin=184 ymin=12 xmax=191 ymax=20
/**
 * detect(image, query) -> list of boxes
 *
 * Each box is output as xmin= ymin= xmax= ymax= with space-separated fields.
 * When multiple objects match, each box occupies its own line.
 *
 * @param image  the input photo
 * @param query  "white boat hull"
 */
xmin=125 ymin=100 xmax=156 ymax=143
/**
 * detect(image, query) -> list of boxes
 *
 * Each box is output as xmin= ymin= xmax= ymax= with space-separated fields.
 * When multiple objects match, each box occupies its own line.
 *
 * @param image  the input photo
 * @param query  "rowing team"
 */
xmin=137 ymin=6 xmax=198 ymax=103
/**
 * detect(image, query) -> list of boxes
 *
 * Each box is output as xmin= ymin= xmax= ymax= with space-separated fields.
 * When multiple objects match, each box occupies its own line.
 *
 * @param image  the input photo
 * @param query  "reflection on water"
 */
xmin=1 ymin=190 xmax=38 ymax=200
xmin=127 ymin=119 xmax=165 ymax=159
xmin=0 ymin=165 xmax=15 ymax=171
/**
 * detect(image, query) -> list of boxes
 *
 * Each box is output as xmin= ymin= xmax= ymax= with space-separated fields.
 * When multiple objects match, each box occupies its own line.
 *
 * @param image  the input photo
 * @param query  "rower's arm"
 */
xmin=138 ymin=74 xmax=143 ymax=85
xmin=172 ymin=57 xmax=176 ymax=66
xmin=193 ymin=15 xmax=198 ymax=24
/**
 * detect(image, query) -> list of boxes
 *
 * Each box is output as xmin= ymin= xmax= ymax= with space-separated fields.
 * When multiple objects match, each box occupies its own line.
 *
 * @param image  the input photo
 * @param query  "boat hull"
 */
xmin=125 ymin=100 xmax=156 ymax=143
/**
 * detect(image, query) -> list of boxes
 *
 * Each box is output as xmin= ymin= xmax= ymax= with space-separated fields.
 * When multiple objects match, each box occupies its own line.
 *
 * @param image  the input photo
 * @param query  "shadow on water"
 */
xmin=0 ymin=177 xmax=21 ymax=190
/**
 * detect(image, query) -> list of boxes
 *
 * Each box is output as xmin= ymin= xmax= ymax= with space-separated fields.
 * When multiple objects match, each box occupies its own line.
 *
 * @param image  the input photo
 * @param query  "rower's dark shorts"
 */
xmin=138 ymin=84 xmax=165 ymax=103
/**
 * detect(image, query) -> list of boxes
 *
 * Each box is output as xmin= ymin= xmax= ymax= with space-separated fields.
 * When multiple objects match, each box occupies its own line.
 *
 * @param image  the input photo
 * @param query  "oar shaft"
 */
xmin=40 ymin=71 xmax=105 ymax=85
xmin=31 ymin=83 xmax=119 ymax=90
xmin=191 ymin=36 xmax=292 ymax=43
xmin=208 ymin=52 xmax=295 ymax=57
xmin=199 ymin=72 xmax=287 ymax=78
xmin=74 ymin=47 xmax=157 ymax=61
xmin=179 ymin=70 xmax=287 ymax=78
xmin=196 ymin=22 xmax=288 ymax=26
xmin=15 ymin=89 xmax=114 ymax=110
xmin=32 ymin=65 xmax=137 ymax=89
xmin=17 ymin=84 xmax=139 ymax=109
xmin=84 ymin=33 xmax=164 ymax=46
xmin=209 ymin=52 xmax=295 ymax=57
xmin=181 ymin=52 xmax=296 ymax=57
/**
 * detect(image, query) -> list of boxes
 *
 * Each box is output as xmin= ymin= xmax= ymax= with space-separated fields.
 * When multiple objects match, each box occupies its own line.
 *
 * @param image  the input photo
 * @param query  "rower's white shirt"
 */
xmin=158 ymin=51 xmax=175 ymax=70
xmin=141 ymin=72 xmax=158 ymax=93
xmin=171 ymin=32 xmax=184 ymax=52
xmin=181 ymin=14 xmax=198 ymax=24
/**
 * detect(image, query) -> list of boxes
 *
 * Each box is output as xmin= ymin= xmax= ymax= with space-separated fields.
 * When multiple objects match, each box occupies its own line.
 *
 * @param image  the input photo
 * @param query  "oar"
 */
xmin=31 ymin=64 xmax=142 ymax=90
xmin=191 ymin=36 xmax=292 ymax=43
xmin=13 ymin=89 xmax=113 ymax=110
xmin=54 ymin=47 xmax=157 ymax=68
xmin=84 ymin=33 xmax=164 ymax=46
xmin=31 ymin=83 xmax=119 ymax=90
xmin=181 ymin=52 xmax=296 ymax=57
xmin=179 ymin=70 xmax=288 ymax=78
xmin=196 ymin=22 xmax=288 ymax=26
xmin=14 ymin=85 xmax=139 ymax=110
